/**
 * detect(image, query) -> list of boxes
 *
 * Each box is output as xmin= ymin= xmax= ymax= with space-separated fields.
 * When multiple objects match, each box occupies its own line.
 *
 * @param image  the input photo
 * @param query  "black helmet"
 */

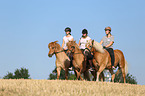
xmin=65 ymin=27 xmax=71 ymax=32
xmin=82 ymin=29 xmax=88 ymax=34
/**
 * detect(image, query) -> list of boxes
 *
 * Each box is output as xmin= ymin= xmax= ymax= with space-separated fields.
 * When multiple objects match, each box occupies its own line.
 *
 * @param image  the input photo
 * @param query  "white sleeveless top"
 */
xmin=63 ymin=35 xmax=73 ymax=49
xmin=79 ymin=36 xmax=91 ymax=49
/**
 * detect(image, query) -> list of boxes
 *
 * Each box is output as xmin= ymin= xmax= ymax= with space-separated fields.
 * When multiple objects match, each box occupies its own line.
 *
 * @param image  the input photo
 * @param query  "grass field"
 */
xmin=0 ymin=79 xmax=145 ymax=96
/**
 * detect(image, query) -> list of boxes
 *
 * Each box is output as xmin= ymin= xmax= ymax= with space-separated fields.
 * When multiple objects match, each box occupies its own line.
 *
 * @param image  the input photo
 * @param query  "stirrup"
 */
xmin=112 ymin=66 xmax=116 ymax=70
xmin=69 ymin=67 xmax=73 ymax=70
xmin=89 ymin=67 xmax=94 ymax=71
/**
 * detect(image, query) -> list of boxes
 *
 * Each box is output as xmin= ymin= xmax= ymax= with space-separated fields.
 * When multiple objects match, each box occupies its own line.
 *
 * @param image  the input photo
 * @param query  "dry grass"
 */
xmin=0 ymin=79 xmax=145 ymax=96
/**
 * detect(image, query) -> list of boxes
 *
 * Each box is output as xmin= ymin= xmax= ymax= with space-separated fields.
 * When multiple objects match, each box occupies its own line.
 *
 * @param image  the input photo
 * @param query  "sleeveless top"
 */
xmin=79 ymin=36 xmax=91 ymax=49
xmin=63 ymin=35 xmax=73 ymax=49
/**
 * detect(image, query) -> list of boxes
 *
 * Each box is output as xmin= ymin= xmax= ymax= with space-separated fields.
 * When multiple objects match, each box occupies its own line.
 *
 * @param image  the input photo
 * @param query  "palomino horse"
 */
xmin=86 ymin=40 xmax=128 ymax=83
xmin=67 ymin=41 xmax=90 ymax=80
xmin=48 ymin=41 xmax=70 ymax=80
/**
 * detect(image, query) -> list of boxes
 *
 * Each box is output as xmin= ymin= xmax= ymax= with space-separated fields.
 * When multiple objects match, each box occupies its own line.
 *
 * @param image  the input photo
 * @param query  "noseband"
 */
xmin=68 ymin=45 xmax=82 ymax=54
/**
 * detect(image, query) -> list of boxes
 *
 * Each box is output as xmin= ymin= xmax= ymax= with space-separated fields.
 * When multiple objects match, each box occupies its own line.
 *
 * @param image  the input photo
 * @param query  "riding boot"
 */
xmin=88 ymin=60 xmax=94 ymax=71
xmin=68 ymin=53 xmax=74 ymax=70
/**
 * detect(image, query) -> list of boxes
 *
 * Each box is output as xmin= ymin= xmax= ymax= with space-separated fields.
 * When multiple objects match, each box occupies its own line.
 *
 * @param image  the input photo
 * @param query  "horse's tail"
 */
xmin=125 ymin=60 xmax=128 ymax=75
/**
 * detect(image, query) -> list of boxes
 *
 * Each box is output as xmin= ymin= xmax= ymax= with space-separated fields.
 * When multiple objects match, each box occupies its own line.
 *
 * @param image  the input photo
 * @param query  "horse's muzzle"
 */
xmin=48 ymin=54 xmax=53 ymax=57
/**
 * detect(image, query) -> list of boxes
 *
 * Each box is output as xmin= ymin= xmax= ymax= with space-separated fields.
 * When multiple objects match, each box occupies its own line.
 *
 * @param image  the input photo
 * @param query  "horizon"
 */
xmin=0 ymin=0 xmax=145 ymax=85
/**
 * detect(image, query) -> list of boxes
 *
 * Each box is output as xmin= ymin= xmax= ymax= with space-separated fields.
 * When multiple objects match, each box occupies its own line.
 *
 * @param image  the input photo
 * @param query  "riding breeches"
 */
xmin=105 ymin=48 xmax=115 ymax=66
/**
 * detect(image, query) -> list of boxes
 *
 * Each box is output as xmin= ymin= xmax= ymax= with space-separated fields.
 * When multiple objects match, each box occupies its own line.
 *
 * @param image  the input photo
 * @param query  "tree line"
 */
xmin=3 ymin=67 xmax=137 ymax=84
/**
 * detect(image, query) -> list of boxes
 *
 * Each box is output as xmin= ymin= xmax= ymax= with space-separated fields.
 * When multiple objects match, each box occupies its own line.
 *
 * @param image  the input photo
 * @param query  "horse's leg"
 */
xmin=83 ymin=70 xmax=90 ymax=81
xmin=100 ymin=72 xmax=105 ymax=82
xmin=109 ymin=69 xmax=115 ymax=82
xmin=57 ymin=67 xmax=61 ymax=80
xmin=65 ymin=68 xmax=68 ymax=80
xmin=120 ymin=67 xmax=126 ymax=83
xmin=91 ymin=59 xmax=99 ymax=81
xmin=76 ymin=67 xmax=84 ymax=80
xmin=115 ymin=68 xmax=120 ymax=76
xmin=74 ymin=70 xmax=77 ymax=78
xmin=79 ymin=68 xmax=84 ymax=81
xmin=64 ymin=60 xmax=70 ymax=80
xmin=75 ymin=69 xmax=82 ymax=80
xmin=90 ymin=70 xmax=96 ymax=81
xmin=74 ymin=69 xmax=80 ymax=79
xmin=79 ymin=74 xmax=84 ymax=80
xmin=96 ymin=65 xmax=105 ymax=82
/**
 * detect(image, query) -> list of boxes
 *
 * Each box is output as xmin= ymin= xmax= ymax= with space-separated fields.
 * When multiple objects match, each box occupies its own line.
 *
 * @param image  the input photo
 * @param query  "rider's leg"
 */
xmin=106 ymin=48 xmax=115 ymax=69
xmin=88 ymin=54 xmax=94 ymax=71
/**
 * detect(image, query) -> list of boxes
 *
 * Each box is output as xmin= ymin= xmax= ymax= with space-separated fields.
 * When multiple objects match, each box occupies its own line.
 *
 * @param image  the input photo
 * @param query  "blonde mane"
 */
xmin=68 ymin=41 xmax=80 ymax=50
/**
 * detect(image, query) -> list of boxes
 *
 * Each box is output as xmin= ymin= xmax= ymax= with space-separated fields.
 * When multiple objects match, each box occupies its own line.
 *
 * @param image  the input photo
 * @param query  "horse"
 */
xmin=67 ymin=41 xmax=90 ymax=80
xmin=48 ymin=41 xmax=70 ymax=80
xmin=86 ymin=40 xmax=128 ymax=83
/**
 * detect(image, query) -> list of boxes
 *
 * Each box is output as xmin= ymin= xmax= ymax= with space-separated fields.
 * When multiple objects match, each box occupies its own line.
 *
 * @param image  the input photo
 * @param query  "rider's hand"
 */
xmin=103 ymin=46 xmax=106 ymax=49
xmin=64 ymin=47 xmax=67 ymax=50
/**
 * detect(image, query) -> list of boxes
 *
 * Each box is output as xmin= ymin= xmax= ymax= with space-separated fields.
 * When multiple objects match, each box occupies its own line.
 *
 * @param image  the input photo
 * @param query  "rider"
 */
xmin=62 ymin=27 xmax=74 ymax=70
xmin=62 ymin=27 xmax=74 ymax=52
xmin=100 ymin=26 xmax=115 ymax=69
xmin=78 ymin=29 xmax=93 ymax=71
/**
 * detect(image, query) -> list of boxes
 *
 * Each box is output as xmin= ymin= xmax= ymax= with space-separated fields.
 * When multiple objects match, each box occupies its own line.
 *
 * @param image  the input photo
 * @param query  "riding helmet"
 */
xmin=104 ymin=27 xmax=111 ymax=32
xmin=65 ymin=27 xmax=71 ymax=32
xmin=82 ymin=29 xmax=88 ymax=34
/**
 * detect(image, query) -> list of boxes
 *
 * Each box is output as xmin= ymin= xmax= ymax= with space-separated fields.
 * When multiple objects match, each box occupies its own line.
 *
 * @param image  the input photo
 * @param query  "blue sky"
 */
xmin=0 ymin=0 xmax=145 ymax=85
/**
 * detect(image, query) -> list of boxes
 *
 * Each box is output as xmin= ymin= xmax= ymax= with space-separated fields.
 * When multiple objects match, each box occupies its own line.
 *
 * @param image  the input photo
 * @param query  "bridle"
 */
xmin=85 ymin=40 xmax=94 ymax=53
xmin=50 ymin=45 xmax=64 ymax=55
xmin=68 ymin=46 xmax=82 ymax=54
xmin=54 ymin=50 xmax=64 ymax=54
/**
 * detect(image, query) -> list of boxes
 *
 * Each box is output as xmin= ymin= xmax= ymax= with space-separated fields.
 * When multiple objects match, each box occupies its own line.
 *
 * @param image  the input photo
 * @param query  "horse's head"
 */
xmin=67 ymin=41 xmax=78 ymax=53
xmin=48 ymin=41 xmax=59 ymax=57
xmin=86 ymin=40 xmax=105 ymax=53
xmin=85 ymin=40 xmax=94 ymax=52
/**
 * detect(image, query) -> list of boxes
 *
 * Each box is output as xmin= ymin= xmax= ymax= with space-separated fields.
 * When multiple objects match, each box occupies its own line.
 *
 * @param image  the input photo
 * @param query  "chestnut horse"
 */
xmin=86 ymin=40 xmax=128 ymax=83
xmin=48 ymin=41 xmax=70 ymax=80
xmin=67 ymin=41 xmax=90 ymax=80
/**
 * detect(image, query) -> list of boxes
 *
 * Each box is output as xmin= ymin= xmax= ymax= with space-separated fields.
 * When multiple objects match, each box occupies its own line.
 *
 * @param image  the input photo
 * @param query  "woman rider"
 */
xmin=62 ymin=27 xmax=74 ymax=52
xmin=100 ymin=26 xmax=115 ymax=69
xmin=78 ymin=29 xmax=93 ymax=71
xmin=62 ymin=27 xmax=74 ymax=70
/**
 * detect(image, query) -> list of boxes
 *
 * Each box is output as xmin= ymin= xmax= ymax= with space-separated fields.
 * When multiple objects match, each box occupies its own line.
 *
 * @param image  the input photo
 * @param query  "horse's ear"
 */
xmin=92 ymin=40 xmax=94 ymax=44
xmin=48 ymin=43 xmax=51 ymax=48
xmin=54 ymin=41 xmax=58 ymax=43
xmin=74 ymin=40 xmax=76 ymax=43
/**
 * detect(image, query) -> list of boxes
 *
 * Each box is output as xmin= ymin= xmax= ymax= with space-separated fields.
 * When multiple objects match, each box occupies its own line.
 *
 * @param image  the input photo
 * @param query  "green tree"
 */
xmin=48 ymin=67 xmax=76 ymax=80
xmin=3 ymin=67 xmax=30 ymax=79
xmin=3 ymin=72 xmax=14 ymax=79
xmin=114 ymin=71 xmax=137 ymax=84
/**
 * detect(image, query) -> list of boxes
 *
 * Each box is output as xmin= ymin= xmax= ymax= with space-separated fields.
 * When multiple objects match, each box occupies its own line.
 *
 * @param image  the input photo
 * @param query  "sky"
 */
xmin=0 ymin=0 xmax=145 ymax=85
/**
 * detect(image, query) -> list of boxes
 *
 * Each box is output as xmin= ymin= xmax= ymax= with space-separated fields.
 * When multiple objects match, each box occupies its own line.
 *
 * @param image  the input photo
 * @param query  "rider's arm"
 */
xmin=78 ymin=40 xmax=81 ymax=46
xmin=62 ymin=39 xmax=65 ymax=48
xmin=100 ymin=40 xmax=103 ymax=45
xmin=70 ymin=38 xmax=74 ymax=41
xmin=105 ymin=41 xmax=114 ymax=48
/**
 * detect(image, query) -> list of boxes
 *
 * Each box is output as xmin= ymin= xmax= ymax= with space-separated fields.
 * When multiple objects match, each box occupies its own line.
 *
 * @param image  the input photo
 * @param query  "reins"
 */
xmin=68 ymin=46 xmax=82 ymax=54
xmin=85 ymin=40 xmax=94 ymax=53
xmin=54 ymin=50 xmax=64 ymax=54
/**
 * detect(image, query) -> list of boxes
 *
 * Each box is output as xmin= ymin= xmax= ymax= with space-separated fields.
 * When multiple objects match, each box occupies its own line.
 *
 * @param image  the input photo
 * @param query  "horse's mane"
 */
xmin=86 ymin=40 xmax=104 ymax=53
xmin=73 ymin=41 xmax=80 ymax=49
xmin=55 ymin=43 xmax=62 ymax=49
xmin=48 ymin=41 xmax=62 ymax=50
xmin=69 ymin=41 xmax=80 ymax=50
